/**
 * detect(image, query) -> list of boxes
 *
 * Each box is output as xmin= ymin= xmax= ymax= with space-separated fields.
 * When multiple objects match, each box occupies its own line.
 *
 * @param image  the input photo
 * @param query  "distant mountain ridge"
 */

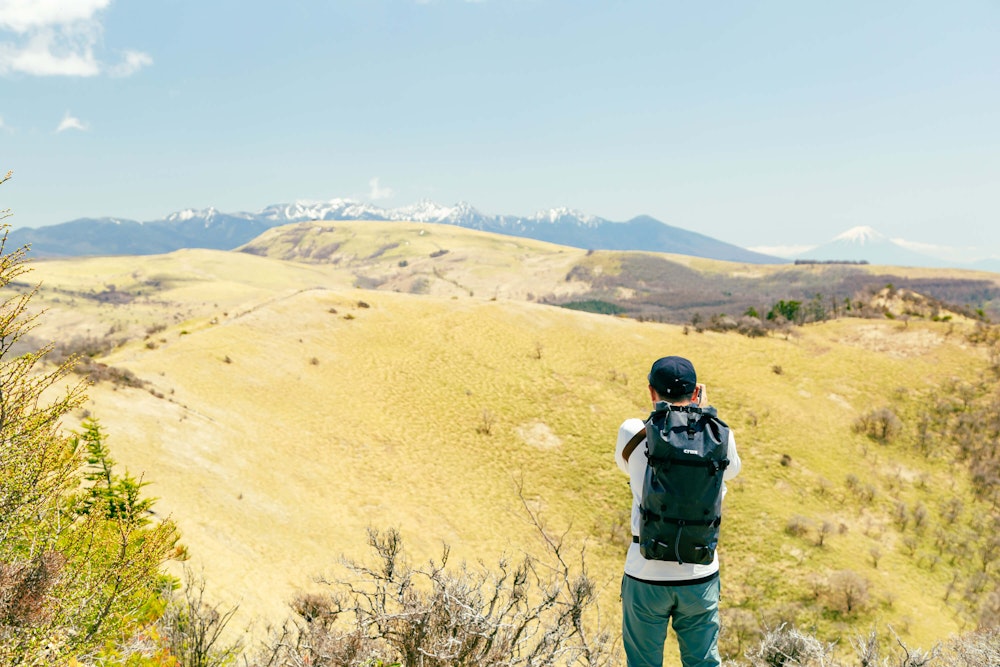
xmin=9 ymin=199 xmax=782 ymax=264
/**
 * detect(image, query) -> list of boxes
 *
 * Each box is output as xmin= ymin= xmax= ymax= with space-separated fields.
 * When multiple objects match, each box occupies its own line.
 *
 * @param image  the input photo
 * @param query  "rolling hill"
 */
xmin=8 ymin=222 xmax=1000 ymax=664
xmin=235 ymin=221 xmax=1000 ymax=324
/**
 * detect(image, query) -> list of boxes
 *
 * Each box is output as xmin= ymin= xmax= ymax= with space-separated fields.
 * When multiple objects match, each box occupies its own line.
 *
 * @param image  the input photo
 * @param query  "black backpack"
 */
xmin=623 ymin=403 xmax=730 ymax=565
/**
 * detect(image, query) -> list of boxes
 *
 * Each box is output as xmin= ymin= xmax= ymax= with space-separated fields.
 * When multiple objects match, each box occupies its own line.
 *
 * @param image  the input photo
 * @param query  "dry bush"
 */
xmin=852 ymin=408 xmax=902 ymax=443
xmin=851 ymin=626 xmax=935 ymax=667
xmin=937 ymin=626 xmax=1000 ymax=667
xmin=476 ymin=409 xmax=496 ymax=435
xmin=743 ymin=623 xmax=834 ymax=667
xmin=719 ymin=608 xmax=760 ymax=661
xmin=736 ymin=316 xmax=769 ymax=338
xmin=740 ymin=624 xmax=949 ymax=667
xmin=247 ymin=522 xmax=617 ymax=667
xmin=156 ymin=568 xmax=242 ymax=667
xmin=825 ymin=570 xmax=869 ymax=615
xmin=785 ymin=515 xmax=811 ymax=538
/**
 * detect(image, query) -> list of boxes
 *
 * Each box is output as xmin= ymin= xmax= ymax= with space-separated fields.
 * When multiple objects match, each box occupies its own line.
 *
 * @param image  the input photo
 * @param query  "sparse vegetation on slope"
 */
xmin=5 ymin=218 xmax=1000 ymax=665
xmin=238 ymin=221 xmax=1000 ymax=328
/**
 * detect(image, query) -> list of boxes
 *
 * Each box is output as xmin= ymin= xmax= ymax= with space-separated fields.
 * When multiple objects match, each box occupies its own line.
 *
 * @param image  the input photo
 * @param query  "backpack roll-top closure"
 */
xmin=645 ymin=405 xmax=729 ymax=471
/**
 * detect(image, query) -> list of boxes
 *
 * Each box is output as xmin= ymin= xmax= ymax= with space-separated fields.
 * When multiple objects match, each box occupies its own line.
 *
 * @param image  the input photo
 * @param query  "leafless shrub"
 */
xmin=708 ymin=314 xmax=739 ymax=333
xmin=744 ymin=623 xmax=833 ymax=667
xmin=816 ymin=521 xmax=835 ymax=548
xmin=826 ymin=570 xmax=869 ymax=614
xmin=477 ymin=409 xmax=495 ymax=435
xmin=852 ymin=626 xmax=936 ymax=667
xmin=785 ymin=515 xmax=811 ymax=538
xmin=602 ymin=509 xmax=631 ymax=550
xmin=157 ymin=568 xmax=242 ymax=667
xmin=719 ymin=608 xmax=760 ymax=661
xmin=247 ymin=520 xmax=617 ymax=667
xmin=912 ymin=502 xmax=929 ymax=532
xmin=937 ymin=626 xmax=1000 ymax=666
xmin=853 ymin=408 xmax=902 ymax=443
xmin=736 ymin=316 xmax=769 ymax=338
xmin=740 ymin=624 xmax=995 ymax=667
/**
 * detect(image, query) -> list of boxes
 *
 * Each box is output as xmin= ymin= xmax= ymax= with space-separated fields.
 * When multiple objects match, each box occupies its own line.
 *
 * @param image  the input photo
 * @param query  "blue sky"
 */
xmin=1 ymin=1 xmax=998 ymax=260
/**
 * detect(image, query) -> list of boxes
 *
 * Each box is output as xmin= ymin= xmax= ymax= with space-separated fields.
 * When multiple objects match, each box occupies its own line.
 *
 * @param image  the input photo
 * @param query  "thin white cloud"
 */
xmin=109 ymin=49 xmax=152 ymax=77
xmin=0 ymin=0 xmax=150 ymax=77
xmin=55 ymin=111 xmax=87 ymax=132
xmin=891 ymin=238 xmax=983 ymax=264
xmin=368 ymin=177 xmax=394 ymax=201
xmin=747 ymin=244 xmax=816 ymax=258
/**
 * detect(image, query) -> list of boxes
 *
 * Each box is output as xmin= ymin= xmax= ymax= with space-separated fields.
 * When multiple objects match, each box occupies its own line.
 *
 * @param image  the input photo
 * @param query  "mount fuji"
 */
xmin=793 ymin=226 xmax=949 ymax=267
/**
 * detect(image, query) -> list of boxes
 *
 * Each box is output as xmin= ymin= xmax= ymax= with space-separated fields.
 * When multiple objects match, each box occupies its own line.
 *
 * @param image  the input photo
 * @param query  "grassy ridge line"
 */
xmin=239 ymin=220 xmax=594 ymax=300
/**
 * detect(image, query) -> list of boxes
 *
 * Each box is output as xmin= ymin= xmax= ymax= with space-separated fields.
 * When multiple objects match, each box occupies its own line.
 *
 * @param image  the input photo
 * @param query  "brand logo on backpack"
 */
xmin=637 ymin=403 xmax=730 ymax=565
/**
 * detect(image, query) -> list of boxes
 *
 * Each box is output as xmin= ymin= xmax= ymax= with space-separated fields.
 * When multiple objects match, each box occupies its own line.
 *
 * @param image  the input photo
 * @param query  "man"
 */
xmin=615 ymin=356 xmax=741 ymax=667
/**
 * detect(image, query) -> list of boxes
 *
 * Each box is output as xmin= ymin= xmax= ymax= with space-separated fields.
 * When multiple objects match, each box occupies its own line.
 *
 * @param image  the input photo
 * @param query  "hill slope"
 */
xmin=9 ymin=231 xmax=999 ymax=663
xmin=237 ymin=221 xmax=1000 ymax=323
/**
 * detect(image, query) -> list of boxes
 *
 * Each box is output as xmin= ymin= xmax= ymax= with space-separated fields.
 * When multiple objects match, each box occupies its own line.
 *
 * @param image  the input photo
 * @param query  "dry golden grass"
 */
xmin=240 ymin=220 xmax=594 ymax=300
xmin=9 ymin=227 xmax=998 ymax=663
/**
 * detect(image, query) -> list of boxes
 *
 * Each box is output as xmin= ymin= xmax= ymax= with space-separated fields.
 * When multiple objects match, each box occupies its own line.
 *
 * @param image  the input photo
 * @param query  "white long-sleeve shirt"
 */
xmin=615 ymin=415 xmax=741 ymax=582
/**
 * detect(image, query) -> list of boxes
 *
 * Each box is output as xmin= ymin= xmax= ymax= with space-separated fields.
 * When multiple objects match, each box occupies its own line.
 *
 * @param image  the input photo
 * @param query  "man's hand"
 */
xmin=695 ymin=383 xmax=707 ymax=407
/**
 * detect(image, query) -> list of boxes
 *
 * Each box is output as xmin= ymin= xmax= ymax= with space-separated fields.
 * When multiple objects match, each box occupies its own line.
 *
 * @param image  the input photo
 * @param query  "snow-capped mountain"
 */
xmin=782 ymin=226 xmax=951 ymax=268
xmin=9 ymin=199 xmax=781 ymax=264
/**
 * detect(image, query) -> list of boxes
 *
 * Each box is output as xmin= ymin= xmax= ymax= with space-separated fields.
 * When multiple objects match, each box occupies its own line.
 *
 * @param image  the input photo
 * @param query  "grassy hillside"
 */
xmin=9 ymin=226 xmax=1000 ymax=664
xmin=239 ymin=220 xmax=1000 ymax=324
xmin=239 ymin=220 xmax=593 ymax=301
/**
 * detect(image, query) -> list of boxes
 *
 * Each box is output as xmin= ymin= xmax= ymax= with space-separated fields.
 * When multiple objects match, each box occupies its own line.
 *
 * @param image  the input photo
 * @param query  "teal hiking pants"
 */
xmin=621 ymin=574 xmax=721 ymax=667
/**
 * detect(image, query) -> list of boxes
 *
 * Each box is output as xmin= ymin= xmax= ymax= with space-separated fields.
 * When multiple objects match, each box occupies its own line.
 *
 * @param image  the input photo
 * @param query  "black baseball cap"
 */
xmin=648 ymin=356 xmax=697 ymax=399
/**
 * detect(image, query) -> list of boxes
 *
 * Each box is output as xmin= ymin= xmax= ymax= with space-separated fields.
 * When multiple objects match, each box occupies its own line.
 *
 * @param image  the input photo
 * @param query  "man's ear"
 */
xmin=648 ymin=385 xmax=658 ymax=402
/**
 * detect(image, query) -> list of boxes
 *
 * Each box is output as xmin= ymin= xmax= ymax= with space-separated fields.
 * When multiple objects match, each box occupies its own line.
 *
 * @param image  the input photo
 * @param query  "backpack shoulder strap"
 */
xmin=622 ymin=421 xmax=648 ymax=463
